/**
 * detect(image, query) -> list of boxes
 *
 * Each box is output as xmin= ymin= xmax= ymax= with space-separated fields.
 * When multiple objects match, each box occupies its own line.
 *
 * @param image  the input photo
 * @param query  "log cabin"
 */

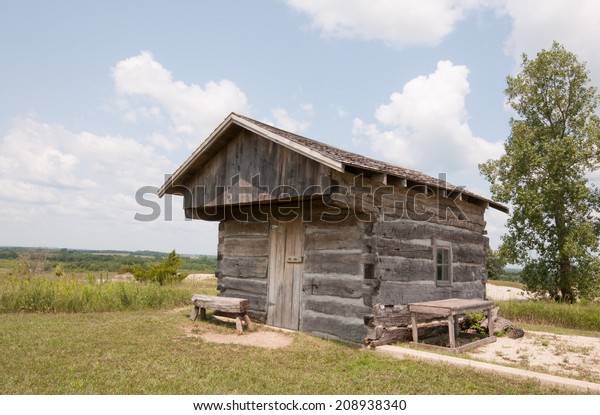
xmin=158 ymin=113 xmax=507 ymax=345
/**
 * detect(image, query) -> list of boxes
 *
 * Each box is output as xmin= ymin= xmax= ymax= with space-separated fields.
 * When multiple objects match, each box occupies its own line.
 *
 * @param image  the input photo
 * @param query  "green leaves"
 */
xmin=479 ymin=42 xmax=600 ymax=302
xmin=130 ymin=250 xmax=184 ymax=285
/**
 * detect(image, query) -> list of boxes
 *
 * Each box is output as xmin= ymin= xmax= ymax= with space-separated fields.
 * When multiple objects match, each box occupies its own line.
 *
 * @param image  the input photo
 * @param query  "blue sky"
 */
xmin=1 ymin=0 xmax=599 ymax=255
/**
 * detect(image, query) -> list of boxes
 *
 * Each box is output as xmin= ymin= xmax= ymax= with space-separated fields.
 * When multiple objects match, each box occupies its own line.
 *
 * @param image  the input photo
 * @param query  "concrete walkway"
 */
xmin=376 ymin=345 xmax=600 ymax=393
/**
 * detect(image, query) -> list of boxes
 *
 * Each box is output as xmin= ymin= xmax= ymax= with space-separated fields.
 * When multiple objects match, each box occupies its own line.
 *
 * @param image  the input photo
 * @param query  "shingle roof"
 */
xmin=159 ymin=112 xmax=507 ymax=213
xmin=233 ymin=113 xmax=507 ymax=213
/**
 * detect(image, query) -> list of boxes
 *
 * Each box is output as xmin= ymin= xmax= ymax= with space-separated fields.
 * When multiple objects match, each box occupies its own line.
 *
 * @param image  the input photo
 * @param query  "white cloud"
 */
xmin=353 ymin=60 xmax=503 ymax=174
xmin=270 ymin=107 xmax=311 ymax=133
xmin=112 ymin=51 xmax=250 ymax=137
xmin=286 ymin=0 xmax=485 ymax=47
xmin=0 ymin=117 xmax=172 ymax=217
xmin=493 ymin=0 xmax=600 ymax=78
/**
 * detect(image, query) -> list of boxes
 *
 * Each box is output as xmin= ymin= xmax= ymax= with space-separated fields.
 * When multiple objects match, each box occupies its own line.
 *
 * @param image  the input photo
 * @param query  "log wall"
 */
xmin=214 ymin=170 xmax=490 ymax=345
xmin=329 ymin=171 xmax=489 ymax=345
xmin=215 ymin=220 xmax=270 ymax=321
xmin=300 ymin=212 xmax=373 ymax=343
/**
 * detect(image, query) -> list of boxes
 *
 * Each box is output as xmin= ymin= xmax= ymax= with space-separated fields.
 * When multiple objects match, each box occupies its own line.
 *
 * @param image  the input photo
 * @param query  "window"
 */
xmin=435 ymin=246 xmax=451 ymax=283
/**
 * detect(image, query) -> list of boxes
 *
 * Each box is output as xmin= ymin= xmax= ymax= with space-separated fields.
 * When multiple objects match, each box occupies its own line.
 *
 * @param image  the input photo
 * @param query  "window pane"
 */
xmin=436 ymin=247 xmax=450 ymax=281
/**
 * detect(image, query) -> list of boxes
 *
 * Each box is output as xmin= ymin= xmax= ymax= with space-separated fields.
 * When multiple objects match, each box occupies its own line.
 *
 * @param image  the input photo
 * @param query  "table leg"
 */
xmin=411 ymin=313 xmax=419 ymax=343
xmin=200 ymin=307 xmax=207 ymax=320
xmin=487 ymin=307 xmax=494 ymax=337
xmin=235 ymin=316 xmax=243 ymax=335
xmin=455 ymin=316 xmax=461 ymax=339
xmin=447 ymin=315 xmax=456 ymax=349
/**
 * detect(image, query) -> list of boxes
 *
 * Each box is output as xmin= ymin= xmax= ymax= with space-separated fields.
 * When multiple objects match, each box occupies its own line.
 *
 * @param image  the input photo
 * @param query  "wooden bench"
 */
xmin=190 ymin=294 xmax=253 ymax=334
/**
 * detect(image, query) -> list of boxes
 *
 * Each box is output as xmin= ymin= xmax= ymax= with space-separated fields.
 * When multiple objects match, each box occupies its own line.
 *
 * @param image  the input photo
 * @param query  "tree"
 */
xmin=479 ymin=42 xmax=600 ymax=302
xmin=484 ymin=247 xmax=506 ymax=281
xmin=130 ymin=250 xmax=183 ymax=285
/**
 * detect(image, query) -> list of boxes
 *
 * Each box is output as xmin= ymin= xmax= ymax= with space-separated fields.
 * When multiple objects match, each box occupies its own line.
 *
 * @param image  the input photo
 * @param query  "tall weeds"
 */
xmin=496 ymin=299 xmax=600 ymax=331
xmin=0 ymin=275 xmax=193 ymax=313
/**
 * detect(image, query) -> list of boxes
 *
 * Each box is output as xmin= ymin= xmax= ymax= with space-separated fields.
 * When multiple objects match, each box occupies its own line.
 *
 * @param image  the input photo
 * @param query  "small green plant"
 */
xmin=54 ymin=264 xmax=65 ymax=277
xmin=541 ymin=340 xmax=550 ymax=347
xmin=129 ymin=250 xmax=184 ymax=285
xmin=463 ymin=312 xmax=487 ymax=335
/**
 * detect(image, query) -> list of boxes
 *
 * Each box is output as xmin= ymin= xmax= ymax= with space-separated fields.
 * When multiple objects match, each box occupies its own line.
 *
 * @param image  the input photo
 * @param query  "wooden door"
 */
xmin=267 ymin=217 xmax=304 ymax=330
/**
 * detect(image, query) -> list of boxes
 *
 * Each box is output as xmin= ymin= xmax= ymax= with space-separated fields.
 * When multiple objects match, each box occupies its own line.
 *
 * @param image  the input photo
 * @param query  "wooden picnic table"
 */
xmin=408 ymin=298 xmax=496 ymax=353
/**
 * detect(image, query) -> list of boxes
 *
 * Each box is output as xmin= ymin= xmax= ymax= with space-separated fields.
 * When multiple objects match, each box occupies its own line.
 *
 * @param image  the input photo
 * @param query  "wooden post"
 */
xmin=411 ymin=312 xmax=419 ymax=344
xmin=190 ymin=305 xmax=199 ymax=321
xmin=454 ymin=315 xmax=461 ymax=340
xmin=447 ymin=315 xmax=456 ymax=349
xmin=243 ymin=314 xmax=254 ymax=331
xmin=200 ymin=307 xmax=207 ymax=320
xmin=487 ymin=307 xmax=494 ymax=337
xmin=235 ymin=316 xmax=243 ymax=335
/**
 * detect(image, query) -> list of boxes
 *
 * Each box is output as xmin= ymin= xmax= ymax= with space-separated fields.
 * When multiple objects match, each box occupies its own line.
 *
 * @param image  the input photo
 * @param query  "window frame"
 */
xmin=434 ymin=242 xmax=452 ymax=286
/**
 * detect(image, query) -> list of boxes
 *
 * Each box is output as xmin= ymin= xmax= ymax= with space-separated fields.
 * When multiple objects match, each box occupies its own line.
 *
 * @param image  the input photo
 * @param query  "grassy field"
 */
xmin=0 ymin=307 xmax=567 ymax=395
xmin=0 ymin=252 xmax=596 ymax=394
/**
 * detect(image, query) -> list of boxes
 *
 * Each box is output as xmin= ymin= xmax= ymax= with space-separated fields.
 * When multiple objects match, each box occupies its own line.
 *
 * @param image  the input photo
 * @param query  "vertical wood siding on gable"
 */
xmin=182 ymin=130 xmax=331 ymax=209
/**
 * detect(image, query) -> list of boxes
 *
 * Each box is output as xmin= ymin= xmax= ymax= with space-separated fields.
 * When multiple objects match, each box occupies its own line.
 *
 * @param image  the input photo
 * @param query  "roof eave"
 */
xmin=158 ymin=113 xmax=345 ymax=198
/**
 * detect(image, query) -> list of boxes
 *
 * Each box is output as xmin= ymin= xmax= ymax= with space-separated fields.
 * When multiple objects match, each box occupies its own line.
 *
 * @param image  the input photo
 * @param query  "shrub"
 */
xmin=129 ymin=250 xmax=184 ymax=285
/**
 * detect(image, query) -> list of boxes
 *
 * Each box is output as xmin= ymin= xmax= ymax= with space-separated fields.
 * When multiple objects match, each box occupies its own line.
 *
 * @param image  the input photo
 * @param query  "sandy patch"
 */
xmin=182 ymin=325 xmax=293 ymax=349
xmin=486 ymin=283 xmax=533 ymax=301
xmin=200 ymin=331 xmax=293 ymax=349
xmin=467 ymin=330 xmax=600 ymax=382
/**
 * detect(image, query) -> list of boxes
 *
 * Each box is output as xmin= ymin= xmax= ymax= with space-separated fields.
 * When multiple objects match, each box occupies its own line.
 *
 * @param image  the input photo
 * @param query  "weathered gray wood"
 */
xmin=376 ymin=256 xmax=434 ymax=282
xmin=303 ymin=297 xmax=369 ymax=319
xmin=219 ymin=277 xmax=267 ymax=295
xmin=235 ymin=316 xmax=243 ymax=335
xmin=192 ymin=294 xmax=249 ymax=313
xmin=221 ymin=237 xmax=269 ymax=257
xmin=190 ymin=305 xmax=199 ymax=321
xmin=192 ymin=294 xmax=253 ymax=335
xmin=305 ymin=227 xmax=365 ymax=251
xmin=411 ymin=313 xmax=418 ymax=344
xmin=373 ymin=221 xmax=486 ymax=246
xmin=219 ymin=290 xmax=267 ymax=313
xmin=408 ymin=298 xmax=494 ymax=315
xmin=267 ymin=217 xmax=304 ymax=330
xmin=303 ymin=276 xmax=364 ymax=299
xmin=301 ymin=311 xmax=368 ymax=344
xmin=448 ymin=315 xmax=456 ymax=348
xmin=371 ymin=304 xmax=413 ymax=326
xmin=219 ymin=256 xmax=268 ymax=278
xmin=182 ymin=129 xmax=331 ymax=210
xmin=304 ymin=252 xmax=363 ymax=275
xmin=376 ymin=238 xmax=433 ymax=259
xmin=223 ymin=221 xmax=269 ymax=236
xmin=410 ymin=335 xmax=496 ymax=353
xmin=243 ymin=314 xmax=254 ymax=331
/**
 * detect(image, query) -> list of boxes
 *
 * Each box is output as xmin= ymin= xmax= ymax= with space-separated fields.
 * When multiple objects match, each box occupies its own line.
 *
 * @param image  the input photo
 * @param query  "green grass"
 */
xmin=0 ymin=275 xmax=215 ymax=313
xmin=0 ymin=308 xmax=569 ymax=395
xmin=495 ymin=299 xmax=600 ymax=332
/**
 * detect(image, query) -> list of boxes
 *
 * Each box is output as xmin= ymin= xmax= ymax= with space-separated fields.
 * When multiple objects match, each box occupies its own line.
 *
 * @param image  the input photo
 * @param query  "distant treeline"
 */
xmin=0 ymin=247 xmax=216 ymax=274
